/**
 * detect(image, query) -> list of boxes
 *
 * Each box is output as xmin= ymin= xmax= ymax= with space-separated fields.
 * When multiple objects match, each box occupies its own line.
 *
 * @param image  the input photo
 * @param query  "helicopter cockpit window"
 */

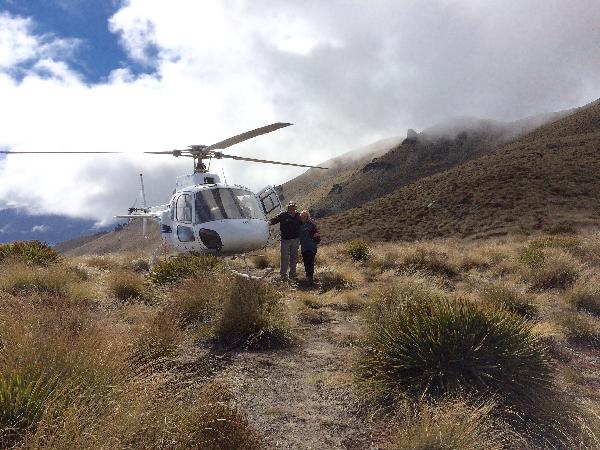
xmin=195 ymin=188 xmax=262 ymax=223
xmin=176 ymin=194 xmax=193 ymax=223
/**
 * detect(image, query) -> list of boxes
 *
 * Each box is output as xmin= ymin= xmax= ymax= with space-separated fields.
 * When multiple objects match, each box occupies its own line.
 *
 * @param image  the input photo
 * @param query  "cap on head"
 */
xmin=287 ymin=201 xmax=297 ymax=208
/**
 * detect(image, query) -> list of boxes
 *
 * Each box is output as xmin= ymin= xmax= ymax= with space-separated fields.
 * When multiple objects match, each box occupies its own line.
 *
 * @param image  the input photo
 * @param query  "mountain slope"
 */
xmin=319 ymin=99 xmax=600 ymax=241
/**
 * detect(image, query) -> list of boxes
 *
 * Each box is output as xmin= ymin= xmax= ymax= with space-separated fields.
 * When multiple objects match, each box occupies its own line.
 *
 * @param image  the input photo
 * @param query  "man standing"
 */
xmin=270 ymin=201 xmax=302 ymax=279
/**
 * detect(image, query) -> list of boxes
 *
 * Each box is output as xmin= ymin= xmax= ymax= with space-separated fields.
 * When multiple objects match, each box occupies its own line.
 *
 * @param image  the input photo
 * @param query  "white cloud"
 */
xmin=0 ymin=224 xmax=11 ymax=234
xmin=31 ymin=224 xmax=50 ymax=233
xmin=0 ymin=1 xmax=599 ymax=225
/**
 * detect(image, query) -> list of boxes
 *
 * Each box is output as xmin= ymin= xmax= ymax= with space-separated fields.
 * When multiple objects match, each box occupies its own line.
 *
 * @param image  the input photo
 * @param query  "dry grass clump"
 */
xmin=0 ymin=263 xmax=86 ymax=298
xmin=384 ymin=400 xmax=513 ymax=450
xmin=328 ymin=291 xmax=365 ymax=312
xmin=520 ymin=248 xmax=580 ymax=290
xmin=129 ymin=258 xmax=150 ymax=273
xmin=396 ymin=247 xmax=457 ymax=278
xmin=317 ymin=267 xmax=357 ymax=291
xmin=215 ymin=277 xmax=291 ymax=350
xmin=299 ymin=308 xmax=333 ymax=325
xmin=558 ymin=311 xmax=600 ymax=347
xmin=82 ymin=255 xmax=122 ymax=271
xmin=146 ymin=255 xmax=222 ymax=285
xmin=357 ymin=283 xmax=551 ymax=404
xmin=0 ymin=241 xmax=60 ymax=267
xmin=250 ymin=254 xmax=271 ymax=269
xmin=107 ymin=271 xmax=150 ymax=303
xmin=566 ymin=278 xmax=600 ymax=316
xmin=479 ymin=283 xmax=538 ymax=318
xmin=132 ymin=310 xmax=185 ymax=368
xmin=170 ymin=276 xmax=225 ymax=327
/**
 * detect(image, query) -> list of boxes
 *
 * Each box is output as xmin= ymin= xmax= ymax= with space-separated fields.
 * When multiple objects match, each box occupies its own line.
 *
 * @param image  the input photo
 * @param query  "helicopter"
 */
xmin=0 ymin=123 xmax=328 ymax=256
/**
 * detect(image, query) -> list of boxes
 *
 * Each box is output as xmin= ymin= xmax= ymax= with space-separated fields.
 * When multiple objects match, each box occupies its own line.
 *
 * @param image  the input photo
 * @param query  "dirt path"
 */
xmin=214 ymin=295 xmax=377 ymax=449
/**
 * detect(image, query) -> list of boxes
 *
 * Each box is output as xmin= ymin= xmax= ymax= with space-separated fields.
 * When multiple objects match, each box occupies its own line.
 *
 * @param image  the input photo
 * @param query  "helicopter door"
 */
xmin=257 ymin=186 xmax=282 ymax=219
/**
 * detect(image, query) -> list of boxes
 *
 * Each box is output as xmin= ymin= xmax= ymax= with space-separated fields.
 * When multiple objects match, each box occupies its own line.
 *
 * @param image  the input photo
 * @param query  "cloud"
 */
xmin=31 ymin=224 xmax=50 ymax=233
xmin=0 ymin=1 xmax=599 ymax=224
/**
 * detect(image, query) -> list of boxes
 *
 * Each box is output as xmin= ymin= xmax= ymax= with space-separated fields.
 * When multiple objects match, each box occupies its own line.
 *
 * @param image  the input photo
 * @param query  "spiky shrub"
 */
xmin=0 ymin=241 xmax=60 ymax=267
xmin=0 ymin=373 xmax=58 ymax=447
xmin=146 ymin=255 xmax=221 ymax=285
xmin=215 ymin=277 xmax=291 ymax=350
xmin=522 ymin=249 xmax=579 ymax=290
xmin=108 ymin=271 xmax=148 ymax=302
xmin=480 ymin=283 xmax=538 ymax=318
xmin=357 ymin=295 xmax=551 ymax=404
xmin=346 ymin=239 xmax=371 ymax=262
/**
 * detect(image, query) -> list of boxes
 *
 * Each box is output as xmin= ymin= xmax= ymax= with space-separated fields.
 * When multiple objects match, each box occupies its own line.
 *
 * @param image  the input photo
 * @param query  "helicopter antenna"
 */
xmin=139 ymin=173 xmax=148 ymax=239
xmin=222 ymin=168 xmax=229 ymax=186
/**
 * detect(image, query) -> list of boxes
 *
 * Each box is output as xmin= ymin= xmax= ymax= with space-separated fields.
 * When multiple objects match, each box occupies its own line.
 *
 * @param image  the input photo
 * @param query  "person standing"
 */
xmin=299 ymin=210 xmax=320 ymax=284
xmin=270 ymin=201 xmax=302 ymax=279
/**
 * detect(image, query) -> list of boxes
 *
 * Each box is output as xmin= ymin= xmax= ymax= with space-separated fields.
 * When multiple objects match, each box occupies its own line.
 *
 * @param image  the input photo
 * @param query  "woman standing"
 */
xmin=299 ymin=210 xmax=320 ymax=284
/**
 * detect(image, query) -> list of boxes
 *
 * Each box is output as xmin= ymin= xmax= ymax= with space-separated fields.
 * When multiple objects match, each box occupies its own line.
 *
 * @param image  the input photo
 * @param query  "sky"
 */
xmin=0 ymin=0 xmax=599 ymax=224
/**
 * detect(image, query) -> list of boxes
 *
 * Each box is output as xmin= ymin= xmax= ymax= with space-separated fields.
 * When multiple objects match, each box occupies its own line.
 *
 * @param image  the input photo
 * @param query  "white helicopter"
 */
xmin=1 ymin=123 xmax=328 ymax=256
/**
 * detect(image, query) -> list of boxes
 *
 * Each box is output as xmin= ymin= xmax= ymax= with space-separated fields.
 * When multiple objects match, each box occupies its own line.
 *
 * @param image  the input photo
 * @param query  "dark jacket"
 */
xmin=299 ymin=222 xmax=319 ymax=252
xmin=270 ymin=212 xmax=301 ymax=240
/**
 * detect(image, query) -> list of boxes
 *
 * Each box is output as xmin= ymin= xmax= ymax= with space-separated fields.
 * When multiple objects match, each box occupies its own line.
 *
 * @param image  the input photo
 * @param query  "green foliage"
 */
xmin=544 ymin=224 xmax=576 ymax=235
xmin=480 ymin=284 xmax=538 ymax=318
xmin=146 ymin=255 xmax=222 ymax=285
xmin=215 ymin=277 xmax=291 ymax=350
xmin=0 ymin=372 xmax=57 ymax=446
xmin=358 ymin=294 xmax=551 ymax=404
xmin=0 ymin=241 xmax=60 ymax=267
xmin=346 ymin=240 xmax=371 ymax=262
xmin=528 ymin=236 xmax=580 ymax=251
xmin=519 ymin=246 xmax=546 ymax=267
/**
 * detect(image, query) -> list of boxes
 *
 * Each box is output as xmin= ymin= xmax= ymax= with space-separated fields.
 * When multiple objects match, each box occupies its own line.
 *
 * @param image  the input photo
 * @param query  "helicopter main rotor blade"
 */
xmin=0 ymin=150 xmax=126 ymax=154
xmin=203 ymin=122 xmax=292 ymax=151
xmin=215 ymin=152 xmax=328 ymax=170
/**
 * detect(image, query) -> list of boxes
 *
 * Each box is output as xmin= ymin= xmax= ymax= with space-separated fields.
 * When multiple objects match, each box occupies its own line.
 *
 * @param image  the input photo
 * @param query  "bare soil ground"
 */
xmin=212 ymin=282 xmax=377 ymax=449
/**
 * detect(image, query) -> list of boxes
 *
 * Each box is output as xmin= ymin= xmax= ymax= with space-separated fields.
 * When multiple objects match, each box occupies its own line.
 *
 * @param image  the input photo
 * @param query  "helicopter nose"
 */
xmin=198 ymin=228 xmax=223 ymax=252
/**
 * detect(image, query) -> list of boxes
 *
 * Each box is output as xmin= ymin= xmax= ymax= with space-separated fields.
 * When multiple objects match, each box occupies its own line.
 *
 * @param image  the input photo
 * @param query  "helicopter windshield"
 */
xmin=195 ymin=188 xmax=263 ymax=223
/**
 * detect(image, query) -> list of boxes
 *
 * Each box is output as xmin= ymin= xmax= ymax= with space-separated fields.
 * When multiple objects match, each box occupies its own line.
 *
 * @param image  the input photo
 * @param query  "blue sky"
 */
xmin=0 ymin=0 xmax=153 ymax=83
xmin=0 ymin=1 xmax=599 ymax=224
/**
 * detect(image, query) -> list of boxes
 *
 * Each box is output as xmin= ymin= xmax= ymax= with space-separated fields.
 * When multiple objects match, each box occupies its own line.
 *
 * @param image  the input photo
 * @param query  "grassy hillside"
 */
xmin=319 ymin=99 xmax=600 ymax=241
xmin=3 ymin=233 xmax=600 ymax=448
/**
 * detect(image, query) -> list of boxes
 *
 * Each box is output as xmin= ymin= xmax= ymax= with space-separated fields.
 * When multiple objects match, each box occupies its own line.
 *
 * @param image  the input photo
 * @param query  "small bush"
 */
xmin=388 ymin=400 xmax=512 ymax=450
xmin=328 ymin=291 xmax=365 ymax=312
xmin=523 ymin=250 xmax=579 ymax=290
xmin=215 ymin=277 xmax=291 ymax=350
xmin=133 ymin=311 xmax=184 ymax=367
xmin=129 ymin=258 xmax=150 ymax=273
xmin=317 ymin=267 xmax=356 ymax=291
xmin=567 ymin=280 xmax=600 ymax=316
xmin=544 ymin=224 xmax=576 ymax=235
xmin=528 ymin=236 xmax=580 ymax=251
xmin=299 ymin=308 xmax=333 ymax=324
xmin=559 ymin=312 xmax=600 ymax=347
xmin=146 ymin=255 xmax=221 ymax=285
xmin=171 ymin=275 xmax=225 ymax=326
xmin=398 ymin=247 xmax=457 ymax=278
xmin=0 ymin=241 xmax=60 ymax=267
xmin=357 ymin=295 xmax=551 ymax=404
xmin=346 ymin=240 xmax=371 ymax=262
xmin=250 ymin=254 xmax=271 ymax=269
xmin=83 ymin=256 xmax=121 ymax=271
xmin=108 ymin=271 xmax=148 ymax=302
xmin=480 ymin=283 xmax=538 ymax=318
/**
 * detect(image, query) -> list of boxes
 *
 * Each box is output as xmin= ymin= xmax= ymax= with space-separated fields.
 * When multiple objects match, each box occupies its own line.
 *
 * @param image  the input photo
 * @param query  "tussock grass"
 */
xmin=299 ymin=308 xmax=333 ymax=325
xmin=0 ymin=241 xmax=60 ymax=267
xmin=567 ymin=278 xmax=600 ymax=316
xmin=317 ymin=267 xmax=357 ymax=291
xmin=132 ymin=310 xmax=185 ymax=367
xmin=328 ymin=291 xmax=365 ymax=312
xmin=558 ymin=311 xmax=600 ymax=347
xmin=215 ymin=277 xmax=291 ymax=350
xmin=146 ymin=254 xmax=221 ymax=285
xmin=107 ymin=271 xmax=149 ymax=303
xmin=171 ymin=275 xmax=227 ymax=326
xmin=357 ymin=285 xmax=551 ymax=404
xmin=397 ymin=247 xmax=457 ymax=278
xmin=521 ymin=249 xmax=580 ymax=290
xmin=480 ymin=283 xmax=538 ymax=318
xmin=346 ymin=239 xmax=371 ymax=262
xmin=82 ymin=255 xmax=122 ymax=271
xmin=250 ymin=254 xmax=271 ymax=269
xmin=0 ymin=263 xmax=86 ymax=298
xmin=386 ymin=399 xmax=513 ymax=450
xmin=129 ymin=258 xmax=150 ymax=273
